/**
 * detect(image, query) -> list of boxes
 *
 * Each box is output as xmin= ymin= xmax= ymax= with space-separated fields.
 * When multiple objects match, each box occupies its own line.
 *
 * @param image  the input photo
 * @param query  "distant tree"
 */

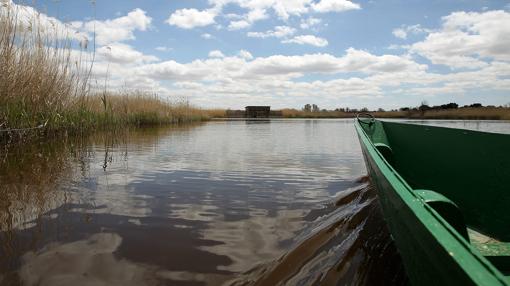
xmin=377 ymin=108 xmax=385 ymax=112
xmin=436 ymin=102 xmax=458 ymax=109
xmin=312 ymin=104 xmax=319 ymax=112
xmin=470 ymin=103 xmax=483 ymax=108
xmin=361 ymin=107 xmax=369 ymax=112
xmin=399 ymin=107 xmax=410 ymax=112
xmin=303 ymin=104 xmax=311 ymax=112
xmin=418 ymin=101 xmax=430 ymax=116
xmin=419 ymin=103 xmax=430 ymax=111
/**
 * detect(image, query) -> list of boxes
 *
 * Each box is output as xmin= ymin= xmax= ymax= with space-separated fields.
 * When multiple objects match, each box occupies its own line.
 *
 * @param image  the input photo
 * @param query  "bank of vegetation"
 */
xmin=0 ymin=5 xmax=209 ymax=141
xmin=277 ymin=103 xmax=510 ymax=120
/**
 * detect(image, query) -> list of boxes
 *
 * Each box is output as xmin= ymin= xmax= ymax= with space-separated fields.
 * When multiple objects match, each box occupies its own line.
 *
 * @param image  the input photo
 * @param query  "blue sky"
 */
xmin=9 ymin=0 xmax=510 ymax=109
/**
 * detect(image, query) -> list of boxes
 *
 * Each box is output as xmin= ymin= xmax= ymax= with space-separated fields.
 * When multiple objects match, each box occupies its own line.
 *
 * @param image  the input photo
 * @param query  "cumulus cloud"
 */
xmin=312 ymin=0 xmax=361 ymax=13
xmin=410 ymin=10 xmax=510 ymax=68
xmin=166 ymin=8 xmax=217 ymax=29
xmin=174 ymin=0 xmax=360 ymax=30
xmin=300 ymin=17 xmax=322 ymax=29
xmin=392 ymin=28 xmax=407 ymax=39
xmin=392 ymin=24 xmax=430 ymax=39
xmin=228 ymin=20 xmax=251 ymax=30
xmin=247 ymin=26 xmax=296 ymax=38
xmin=283 ymin=35 xmax=329 ymax=47
xmin=136 ymin=48 xmax=426 ymax=83
xmin=209 ymin=50 xmax=225 ymax=58
xmin=227 ymin=8 xmax=269 ymax=30
xmin=1 ymin=1 xmax=87 ymax=42
xmin=98 ymin=43 xmax=159 ymax=64
xmin=74 ymin=8 xmax=152 ymax=45
xmin=238 ymin=50 xmax=253 ymax=60
xmin=95 ymin=43 xmax=510 ymax=109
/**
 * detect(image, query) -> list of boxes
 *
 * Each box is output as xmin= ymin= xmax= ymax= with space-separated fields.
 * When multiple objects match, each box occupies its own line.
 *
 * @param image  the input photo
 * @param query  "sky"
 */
xmin=5 ymin=0 xmax=510 ymax=110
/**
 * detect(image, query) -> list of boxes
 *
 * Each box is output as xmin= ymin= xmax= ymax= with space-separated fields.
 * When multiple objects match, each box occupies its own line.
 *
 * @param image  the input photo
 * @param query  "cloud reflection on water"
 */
xmin=2 ymin=120 xmax=367 ymax=284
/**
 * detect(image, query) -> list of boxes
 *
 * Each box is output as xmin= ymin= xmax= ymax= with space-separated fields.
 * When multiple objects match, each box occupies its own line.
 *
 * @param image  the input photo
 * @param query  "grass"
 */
xmin=0 ymin=3 xmax=209 ymax=140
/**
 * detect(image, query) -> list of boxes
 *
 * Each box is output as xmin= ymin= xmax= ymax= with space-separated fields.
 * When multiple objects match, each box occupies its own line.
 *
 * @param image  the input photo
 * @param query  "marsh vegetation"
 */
xmin=0 ymin=4 xmax=208 ymax=140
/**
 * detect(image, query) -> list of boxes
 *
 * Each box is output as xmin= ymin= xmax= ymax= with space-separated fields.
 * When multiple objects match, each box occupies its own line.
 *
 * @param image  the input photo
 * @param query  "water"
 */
xmin=1 ymin=119 xmax=509 ymax=286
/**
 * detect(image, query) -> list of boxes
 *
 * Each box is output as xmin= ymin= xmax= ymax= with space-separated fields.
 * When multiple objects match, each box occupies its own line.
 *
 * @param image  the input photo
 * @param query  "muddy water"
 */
xmin=1 ymin=119 xmax=508 ymax=285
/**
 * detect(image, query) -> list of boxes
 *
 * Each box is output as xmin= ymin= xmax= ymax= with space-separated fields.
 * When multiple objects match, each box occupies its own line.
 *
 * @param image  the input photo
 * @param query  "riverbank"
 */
xmin=1 ymin=91 xmax=209 ymax=134
xmin=373 ymin=107 xmax=510 ymax=120
xmin=214 ymin=107 xmax=510 ymax=120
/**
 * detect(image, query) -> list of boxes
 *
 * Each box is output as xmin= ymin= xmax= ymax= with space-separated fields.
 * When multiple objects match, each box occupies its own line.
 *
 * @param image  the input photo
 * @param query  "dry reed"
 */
xmin=0 ymin=3 xmax=208 ymax=139
xmin=280 ymin=109 xmax=352 ymax=118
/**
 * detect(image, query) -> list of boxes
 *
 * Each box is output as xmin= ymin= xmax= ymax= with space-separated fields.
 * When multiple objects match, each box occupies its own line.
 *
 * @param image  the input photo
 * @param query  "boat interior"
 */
xmin=358 ymin=119 xmax=510 ymax=277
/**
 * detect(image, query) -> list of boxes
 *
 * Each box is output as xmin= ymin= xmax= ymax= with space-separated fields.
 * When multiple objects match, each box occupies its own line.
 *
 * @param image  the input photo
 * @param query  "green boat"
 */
xmin=355 ymin=115 xmax=510 ymax=286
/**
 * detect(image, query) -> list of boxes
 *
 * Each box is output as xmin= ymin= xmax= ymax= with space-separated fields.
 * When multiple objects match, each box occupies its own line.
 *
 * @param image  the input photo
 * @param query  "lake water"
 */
xmin=1 ymin=119 xmax=509 ymax=286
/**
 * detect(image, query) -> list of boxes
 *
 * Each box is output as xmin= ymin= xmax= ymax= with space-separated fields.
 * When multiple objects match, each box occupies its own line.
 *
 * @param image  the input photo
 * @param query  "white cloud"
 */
xmin=247 ymin=26 xmax=296 ymax=38
xmin=247 ymin=8 xmax=268 ymax=22
xmin=312 ymin=0 xmax=361 ymax=13
xmin=77 ymin=8 xmax=152 ymax=45
xmin=226 ymin=8 xmax=268 ymax=30
xmin=392 ymin=28 xmax=407 ymax=39
xmin=258 ymin=0 xmax=311 ymax=20
xmin=283 ymin=35 xmax=329 ymax=47
xmin=1 ymin=1 xmax=87 ymax=42
xmin=201 ymin=33 xmax=214 ymax=39
xmin=98 ymin=43 xmax=159 ymax=64
xmin=300 ymin=17 xmax=322 ymax=29
xmin=166 ymin=8 xmax=217 ymax=29
xmin=410 ymin=10 xmax=510 ymax=68
xmin=182 ymin=0 xmax=360 ymax=29
xmin=387 ymin=44 xmax=410 ymax=50
xmin=228 ymin=20 xmax=251 ymax=30
xmin=95 ymin=43 xmax=510 ymax=109
xmin=238 ymin=50 xmax=253 ymax=60
xmin=209 ymin=50 xmax=225 ymax=58
xmin=136 ymin=48 xmax=425 ymax=83
xmin=392 ymin=24 xmax=429 ymax=39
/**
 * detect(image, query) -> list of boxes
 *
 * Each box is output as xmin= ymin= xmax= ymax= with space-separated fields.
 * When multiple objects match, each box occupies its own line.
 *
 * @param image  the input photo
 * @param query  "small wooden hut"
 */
xmin=245 ymin=106 xmax=270 ymax=118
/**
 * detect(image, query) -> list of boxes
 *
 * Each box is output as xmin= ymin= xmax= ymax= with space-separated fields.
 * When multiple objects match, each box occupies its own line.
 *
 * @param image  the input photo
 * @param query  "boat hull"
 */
xmin=355 ymin=120 xmax=508 ymax=286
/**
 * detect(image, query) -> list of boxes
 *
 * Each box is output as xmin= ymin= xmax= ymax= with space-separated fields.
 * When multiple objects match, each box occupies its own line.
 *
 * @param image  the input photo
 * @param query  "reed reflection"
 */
xmin=0 ymin=125 xmax=203 ymax=285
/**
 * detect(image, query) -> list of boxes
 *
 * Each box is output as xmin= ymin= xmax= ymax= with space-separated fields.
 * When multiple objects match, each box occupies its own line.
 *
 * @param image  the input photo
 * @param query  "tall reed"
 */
xmin=0 ymin=4 xmax=87 ymax=130
xmin=0 ymin=3 xmax=208 ymax=139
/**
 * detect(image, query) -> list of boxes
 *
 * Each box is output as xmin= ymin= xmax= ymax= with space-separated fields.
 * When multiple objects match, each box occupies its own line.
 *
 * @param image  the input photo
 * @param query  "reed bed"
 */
xmin=203 ymin=109 xmax=227 ymax=118
xmin=280 ymin=109 xmax=352 ymax=118
xmin=372 ymin=108 xmax=510 ymax=120
xmin=0 ymin=4 xmax=208 ymax=140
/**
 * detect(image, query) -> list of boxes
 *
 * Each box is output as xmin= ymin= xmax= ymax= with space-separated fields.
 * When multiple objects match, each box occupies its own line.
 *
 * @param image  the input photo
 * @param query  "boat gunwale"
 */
xmin=379 ymin=119 xmax=510 ymax=135
xmin=354 ymin=119 xmax=509 ymax=285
